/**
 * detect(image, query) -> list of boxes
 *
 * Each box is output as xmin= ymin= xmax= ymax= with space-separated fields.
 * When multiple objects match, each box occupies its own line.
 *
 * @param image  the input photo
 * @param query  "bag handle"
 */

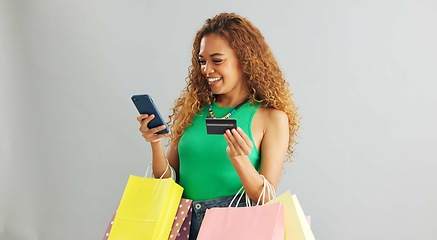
xmin=229 ymin=174 xmax=276 ymax=207
xmin=255 ymin=175 xmax=276 ymax=205
xmin=145 ymin=158 xmax=172 ymax=179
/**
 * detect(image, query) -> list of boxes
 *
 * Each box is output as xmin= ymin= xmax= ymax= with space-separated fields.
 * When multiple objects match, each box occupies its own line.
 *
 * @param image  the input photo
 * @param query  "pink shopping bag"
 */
xmin=197 ymin=202 xmax=284 ymax=240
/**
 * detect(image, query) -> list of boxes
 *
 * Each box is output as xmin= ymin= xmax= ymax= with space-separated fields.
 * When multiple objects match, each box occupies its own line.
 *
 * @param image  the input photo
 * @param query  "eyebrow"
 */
xmin=198 ymin=53 xmax=225 ymax=58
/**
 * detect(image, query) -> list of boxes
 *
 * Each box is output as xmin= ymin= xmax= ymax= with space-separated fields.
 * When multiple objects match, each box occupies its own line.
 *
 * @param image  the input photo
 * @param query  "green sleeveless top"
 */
xmin=178 ymin=101 xmax=261 ymax=201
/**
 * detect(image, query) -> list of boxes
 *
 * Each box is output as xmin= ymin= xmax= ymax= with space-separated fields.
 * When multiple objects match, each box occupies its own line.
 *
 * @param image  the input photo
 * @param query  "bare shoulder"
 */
xmin=254 ymin=107 xmax=288 ymax=133
xmin=257 ymin=107 xmax=288 ymax=123
xmin=251 ymin=107 xmax=289 ymax=152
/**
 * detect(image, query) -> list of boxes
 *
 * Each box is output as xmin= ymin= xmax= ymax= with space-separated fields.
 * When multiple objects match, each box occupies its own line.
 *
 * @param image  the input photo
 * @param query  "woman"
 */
xmin=137 ymin=12 xmax=299 ymax=239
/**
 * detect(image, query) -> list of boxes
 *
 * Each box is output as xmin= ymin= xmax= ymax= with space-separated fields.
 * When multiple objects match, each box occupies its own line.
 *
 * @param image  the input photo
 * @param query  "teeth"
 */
xmin=208 ymin=77 xmax=222 ymax=82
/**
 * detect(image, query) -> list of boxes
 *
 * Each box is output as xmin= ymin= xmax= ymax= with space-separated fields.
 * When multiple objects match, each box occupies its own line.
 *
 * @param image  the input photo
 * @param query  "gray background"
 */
xmin=1 ymin=0 xmax=436 ymax=239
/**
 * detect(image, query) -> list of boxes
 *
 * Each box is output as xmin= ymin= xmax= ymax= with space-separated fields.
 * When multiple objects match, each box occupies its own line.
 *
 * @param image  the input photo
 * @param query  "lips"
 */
xmin=207 ymin=77 xmax=222 ymax=83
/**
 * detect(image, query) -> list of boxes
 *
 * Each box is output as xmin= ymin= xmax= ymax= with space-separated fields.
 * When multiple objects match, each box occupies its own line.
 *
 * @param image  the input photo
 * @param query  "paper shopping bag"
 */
xmin=104 ymin=199 xmax=193 ymax=240
xmin=267 ymin=191 xmax=315 ymax=240
xmin=169 ymin=198 xmax=193 ymax=240
xmin=175 ymin=208 xmax=191 ymax=240
xmin=197 ymin=202 xmax=284 ymax=240
xmin=107 ymin=175 xmax=183 ymax=240
xmin=102 ymin=211 xmax=116 ymax=240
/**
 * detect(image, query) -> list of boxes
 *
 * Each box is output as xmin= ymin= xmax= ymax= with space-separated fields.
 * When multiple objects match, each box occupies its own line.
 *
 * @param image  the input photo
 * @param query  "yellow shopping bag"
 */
xmin=267 ymin=190 xmax=316 ymax=240
xmin=108 ymin=175 xmax=183 ymax=240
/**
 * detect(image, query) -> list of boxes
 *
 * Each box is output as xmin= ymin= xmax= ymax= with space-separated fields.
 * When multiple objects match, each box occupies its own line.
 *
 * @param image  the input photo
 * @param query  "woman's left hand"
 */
xmin=224 ymin=127 xmax=253 ymax=159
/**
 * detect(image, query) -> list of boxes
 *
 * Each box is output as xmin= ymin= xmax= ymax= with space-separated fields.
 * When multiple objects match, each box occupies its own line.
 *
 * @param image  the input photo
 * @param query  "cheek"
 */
xmin=230 ymin=67 xmax=243 ymax=79
xmin=223 ymin=65 xmax=238 ymax=76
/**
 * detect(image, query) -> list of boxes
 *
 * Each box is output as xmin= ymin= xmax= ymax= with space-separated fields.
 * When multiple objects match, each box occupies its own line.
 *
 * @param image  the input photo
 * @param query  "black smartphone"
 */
xmin=206 ymin=118 xmax=237 ymax=134
xmin=131 ymin=94 xmax=169 ymax=134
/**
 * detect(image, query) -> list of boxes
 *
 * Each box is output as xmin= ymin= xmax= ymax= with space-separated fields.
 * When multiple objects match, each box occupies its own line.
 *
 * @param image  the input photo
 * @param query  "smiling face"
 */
xmin=198 ymin=34 xmax=248 ymax=99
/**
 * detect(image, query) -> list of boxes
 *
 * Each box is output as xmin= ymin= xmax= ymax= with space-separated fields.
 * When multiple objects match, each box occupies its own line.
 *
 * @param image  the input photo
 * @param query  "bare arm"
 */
xmin=224 ymin=108 xmax=289 ymax=203
xmin=137 ymin=114 xmax=178 ymax=179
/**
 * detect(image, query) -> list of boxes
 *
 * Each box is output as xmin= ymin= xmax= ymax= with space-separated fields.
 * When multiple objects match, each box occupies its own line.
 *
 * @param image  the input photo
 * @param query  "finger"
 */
xmin=150 ymin=125 xmax=168 ymax=135
xmin=231 ymin=129 xmax=252 ymax=155
xmin=138 ymin=114 xmax=156 ymax=131
xmin=143 ymin=132 xmax=170 ymax=143
xmin=137 ymin=114 xmax=149 ymax=122
xmin=236 ymin=127 xmax=253 ymax=149
xmin=140 ymin=123 xmax=165 ymax=136
xmin=142 ymin=126 xmax=170 ymax=139
xmin=230 ymin=128 xmax=246 ymax=146
xmin=226 ymin=129 xmax=245 ymax=155
xmin=224 ymin=130 xmax=237 ymax=153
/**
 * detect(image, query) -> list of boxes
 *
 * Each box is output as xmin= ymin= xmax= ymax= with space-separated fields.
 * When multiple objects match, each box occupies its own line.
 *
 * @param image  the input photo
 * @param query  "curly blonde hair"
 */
xmin=168 ymin=12 xmax=299 ymax=159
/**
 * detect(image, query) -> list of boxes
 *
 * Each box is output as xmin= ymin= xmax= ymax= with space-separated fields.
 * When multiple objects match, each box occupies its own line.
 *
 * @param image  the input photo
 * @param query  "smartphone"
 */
xmin=206 ymin=118 xmax=237 ymax=134
xmin=131 ymin=94 xmax=169 ymax=134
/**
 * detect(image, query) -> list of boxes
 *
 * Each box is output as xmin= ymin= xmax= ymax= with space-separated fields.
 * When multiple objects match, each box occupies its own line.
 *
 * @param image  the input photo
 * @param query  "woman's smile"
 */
xmin=199 ymin=34 xmax=246 ymax=96
xmin=207 ymin=77 xmax=223 ymax=86
xmin=207 ymin=77 xmax=222 ymax=82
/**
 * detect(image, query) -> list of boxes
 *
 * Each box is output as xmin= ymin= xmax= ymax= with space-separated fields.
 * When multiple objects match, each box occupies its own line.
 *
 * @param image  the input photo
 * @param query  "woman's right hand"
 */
xmin=137 ymin=114 xmax=170 ymax=143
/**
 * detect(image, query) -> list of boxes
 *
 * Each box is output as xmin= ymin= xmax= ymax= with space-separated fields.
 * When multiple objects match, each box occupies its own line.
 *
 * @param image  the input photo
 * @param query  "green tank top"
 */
xmin=178 ymin=101 xmax=261 ymax=201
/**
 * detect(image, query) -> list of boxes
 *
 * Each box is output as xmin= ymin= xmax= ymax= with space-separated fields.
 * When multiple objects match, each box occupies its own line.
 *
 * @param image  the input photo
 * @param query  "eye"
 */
xmin=198 ymin=59 xmax=206 ymax=65
xmin=213 ymin=59 xmax=223 ymax=64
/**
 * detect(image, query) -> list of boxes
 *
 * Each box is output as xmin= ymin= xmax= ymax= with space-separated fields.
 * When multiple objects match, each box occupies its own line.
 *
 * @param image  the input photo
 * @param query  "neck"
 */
xmin=215 ymin=92 xmax=250 ymax=107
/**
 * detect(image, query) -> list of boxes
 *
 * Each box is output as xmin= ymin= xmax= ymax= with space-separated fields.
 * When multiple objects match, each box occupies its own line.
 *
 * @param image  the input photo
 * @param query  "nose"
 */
xmin=202 ymin=62 xmax=214 ymax=75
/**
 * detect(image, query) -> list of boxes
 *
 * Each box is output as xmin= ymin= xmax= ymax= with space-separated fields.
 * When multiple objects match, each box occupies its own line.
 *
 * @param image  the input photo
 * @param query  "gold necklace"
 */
xmin=208 ymin=99 xmax=249 ymax=119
